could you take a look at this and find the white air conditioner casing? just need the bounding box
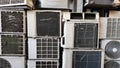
[0,56,25,68]
[101,40,120,60]
[40,0,69,9]
[99,17,120,39]
[0,34,26,55]
[61,20,99,49]
[27,10,61,37]
[28,60,59,68]
[28,37,60,59]
[0,10,26,34]
[0,0,34,8]
[62,49,104,68]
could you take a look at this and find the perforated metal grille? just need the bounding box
[37,38,59,59]
[72,51,101,68]
[36,61,58,68]
[1,11,24,33]
[36,12,60,36]
[1,35,24,54]
[107,18,120,38]
[0,58,11,68]
[74,23,98,48]
[0,0,24,5]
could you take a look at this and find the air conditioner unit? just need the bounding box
[0,56,25,68]
[62,49,104,68]
[104,61,120,68]
[84,0,114,7]
[61,20,99,49]
[63,12,99,21]
[28,60,59,68]
[27,10,61,37]
[0,10,26,34]
[28,38,60,59]
[0,34,25,55]
[99,17,120,39]
[40,0,69,9]
[101,40,120,60]
[0,0,34,8]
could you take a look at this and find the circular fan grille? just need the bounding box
[0,58,11,68]
[105,41,120,59]
[105,61,120,68]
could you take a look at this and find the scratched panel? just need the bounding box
[36,12,60,36]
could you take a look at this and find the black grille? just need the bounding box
[0,58,11,68]
[11,0,24,4]
[36,12,60,36]
[36,61,58,68]
[37,38,59,59]
[1,11,24,32]
[74,23,98,48]
[1,35,24,54]
[105,41,120,59]
[105,61,120,68]
[72,51,101,68]
[0,0,10,4]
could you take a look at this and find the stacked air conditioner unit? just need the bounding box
[0,0,34,8]
[62,12,104,68]
[27,10,61,68]
[0,10,26,68]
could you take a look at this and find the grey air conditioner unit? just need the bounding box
[40,0,69,9]
[99,17,120,39]
[28,60,59,68]
[0,10,26,34]
[0,34,25,55]
[101,40,120,60]
[27,10,61,37]
[62,12,99,21]
[62,49,104,68]
[0,0,34,8]
[28,38,60,59]
[61,20,99,49]
[0,56,25,68]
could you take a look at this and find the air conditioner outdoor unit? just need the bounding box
[40,0,69,9]
[0,10,26,34]
[61,20,99,49]
[0,56,25,68]
[28,37,60,59]
[62,49,104,68]
[99,17,120,39]
[27,10,61,37]
[101,40,120,60]
[28,60,59,68]
[0,34,25,55]
[0,0,34,8]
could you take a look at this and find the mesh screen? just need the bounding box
[1,11,24,32]
[74,23,98,48]
[1,35,24,54]
[0,58,11,68]
[72,51,101,68]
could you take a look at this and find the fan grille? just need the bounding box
[105,61,120,68]
[105,41,120,59]
[0,58,11,68]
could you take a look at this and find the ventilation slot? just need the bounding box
[70,13,83,19]
[84,13,96,19]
